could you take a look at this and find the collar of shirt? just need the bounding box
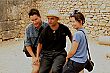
[78,28,84,31]
[32,22,44,31]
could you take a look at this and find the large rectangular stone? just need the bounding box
[2,30,17,40]
[0,1,7,21]
[106,23,110,26]
[2,21,15,31]
[7,6,20,20]
[2,31,12,40]
[100,10,108,13]
[85,9,90,13]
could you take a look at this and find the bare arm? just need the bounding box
[26,46,35,57]
[36,43,42,58]
[69,34,72,43]
[67,28,72,43]
[66,41,79,59]
[31,43,42,64]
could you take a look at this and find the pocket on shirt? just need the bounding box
[30,32,38,37]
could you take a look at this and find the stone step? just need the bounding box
[98,36,110,45]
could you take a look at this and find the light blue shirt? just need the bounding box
[70,28,88,63]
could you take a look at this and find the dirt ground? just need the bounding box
[0,38,110,73]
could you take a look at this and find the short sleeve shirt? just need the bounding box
[70,28,88,63]
[38,23,72,52]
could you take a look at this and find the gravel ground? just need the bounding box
[0,38,110,73]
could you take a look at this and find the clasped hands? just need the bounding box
[32,57,40,65]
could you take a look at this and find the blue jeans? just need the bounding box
[39,50,67,73]
[62,59,85,73]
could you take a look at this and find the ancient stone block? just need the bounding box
[106,23,110,26]
[2,30,17,40]
[98,36,110,45]
[7,6,20,20]
[0,0,110,40]
[2,21,15,31]
[100,4,106,9]
[0,1,7,21]
[100,10,107,13]
[0,22,2,32]
[2,31,12,40]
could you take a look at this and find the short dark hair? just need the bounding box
[70,10,85,25]
[28,9,41,17]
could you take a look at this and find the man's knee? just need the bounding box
[39,67,50,73]
[52,67,62,73]
[52,69,58,73]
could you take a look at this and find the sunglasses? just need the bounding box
[70,10,79,17]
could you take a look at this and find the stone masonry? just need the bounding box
[0,0,110,41]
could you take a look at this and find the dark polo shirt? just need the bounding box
[38,23,72,52]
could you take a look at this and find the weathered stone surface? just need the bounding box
[0,1,7,21]
[0,33,2,39]
[0,22,2,32]
[98,36,110,45]
[7,6,20,20]
[2,21,15,31]
[2,31,12,40]
[2,30,17,40]
[0,0,110,40]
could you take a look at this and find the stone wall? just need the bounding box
[0,0,110,41]
[0,0,30,41]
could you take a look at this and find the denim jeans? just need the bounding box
[62,59,85,73]
[39,50,67,73]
